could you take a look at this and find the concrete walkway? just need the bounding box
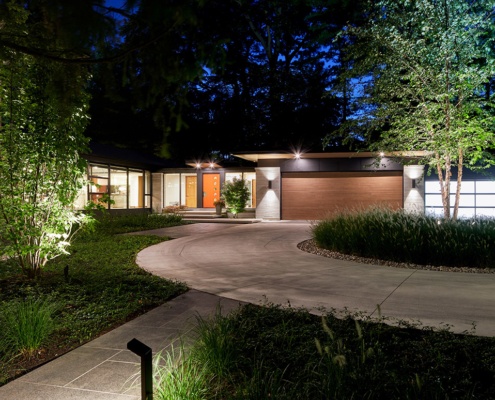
[137,221,495,336]
[2,221,495,399]
[0,290,243,399]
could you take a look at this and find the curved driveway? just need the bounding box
[136,222,495,336]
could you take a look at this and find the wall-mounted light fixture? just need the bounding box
[268,180,273,189]
[411,179,416,188]
[294,152,301,159]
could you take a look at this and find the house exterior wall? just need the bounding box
[403,165,425,214]
[255,167,281,220]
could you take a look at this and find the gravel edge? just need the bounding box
[297,239,495,274]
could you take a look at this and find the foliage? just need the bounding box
[0,297,57,357]
[331,0,495,219]
[91,213,184,235]
[222,178,250,217]
[0,4,93,278]
[312,207,495,268]
[191,308,238,379]
[153,302,495,399]
[153,345,211,400]
[0,215,186,384]
[87,0,360,158]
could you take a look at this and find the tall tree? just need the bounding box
[331,0,495,219]
[164,0,346,159]
[0,1,93,278]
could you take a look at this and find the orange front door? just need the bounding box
[202,174,220,208]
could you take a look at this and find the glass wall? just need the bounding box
[82,163,151,210]
[425,180,495,218]
[164,174,180,206]
[110,168,127,209]
[163,170,256,209]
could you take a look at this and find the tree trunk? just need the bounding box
[436,153,451,219]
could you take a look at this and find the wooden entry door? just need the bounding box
[185,176,197,208]
[202,173,220,208]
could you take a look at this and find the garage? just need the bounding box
[281,171,403,220]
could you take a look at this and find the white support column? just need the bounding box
[151,173,164,214]
[403,165,425,214]
[255,167,281,220]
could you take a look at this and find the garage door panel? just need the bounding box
[282,172,403,220]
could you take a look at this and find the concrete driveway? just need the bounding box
[137,222,495,336]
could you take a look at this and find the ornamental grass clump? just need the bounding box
[0,297,57,357]
[312,207,495,268]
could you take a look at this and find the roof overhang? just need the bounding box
[185,161,223,169]
[232,151,431,162]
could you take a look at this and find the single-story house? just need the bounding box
[79,144,495,220]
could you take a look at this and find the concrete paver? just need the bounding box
[2,220,495,399]
[0,290,243,400]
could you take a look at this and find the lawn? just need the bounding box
[0,213,187,385]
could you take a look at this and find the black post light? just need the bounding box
[127,338,153,400]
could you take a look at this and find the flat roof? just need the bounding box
[232,151,429,162]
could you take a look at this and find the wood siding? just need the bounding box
[282,172,403,220]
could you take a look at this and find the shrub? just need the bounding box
[0,297,57,357]
[312,207,495,268]
[222,178,250,217]
[90,213,183,235]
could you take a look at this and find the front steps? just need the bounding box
[162,208,259,223]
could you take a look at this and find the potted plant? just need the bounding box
[221,178,250,218]
[213,198,225,215]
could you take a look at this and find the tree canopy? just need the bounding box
[85,0,364,159]
[331,0,495,219]
[0,2,92,277]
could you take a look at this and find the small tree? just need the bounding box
[221,178,250,218]
[0,47,91,278]
[331,0,495,219]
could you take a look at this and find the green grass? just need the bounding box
[154,303,495,399]
[153,345,212,400]
[0,297,57,357]
[312,207,495,268]
[0,214,186,385]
